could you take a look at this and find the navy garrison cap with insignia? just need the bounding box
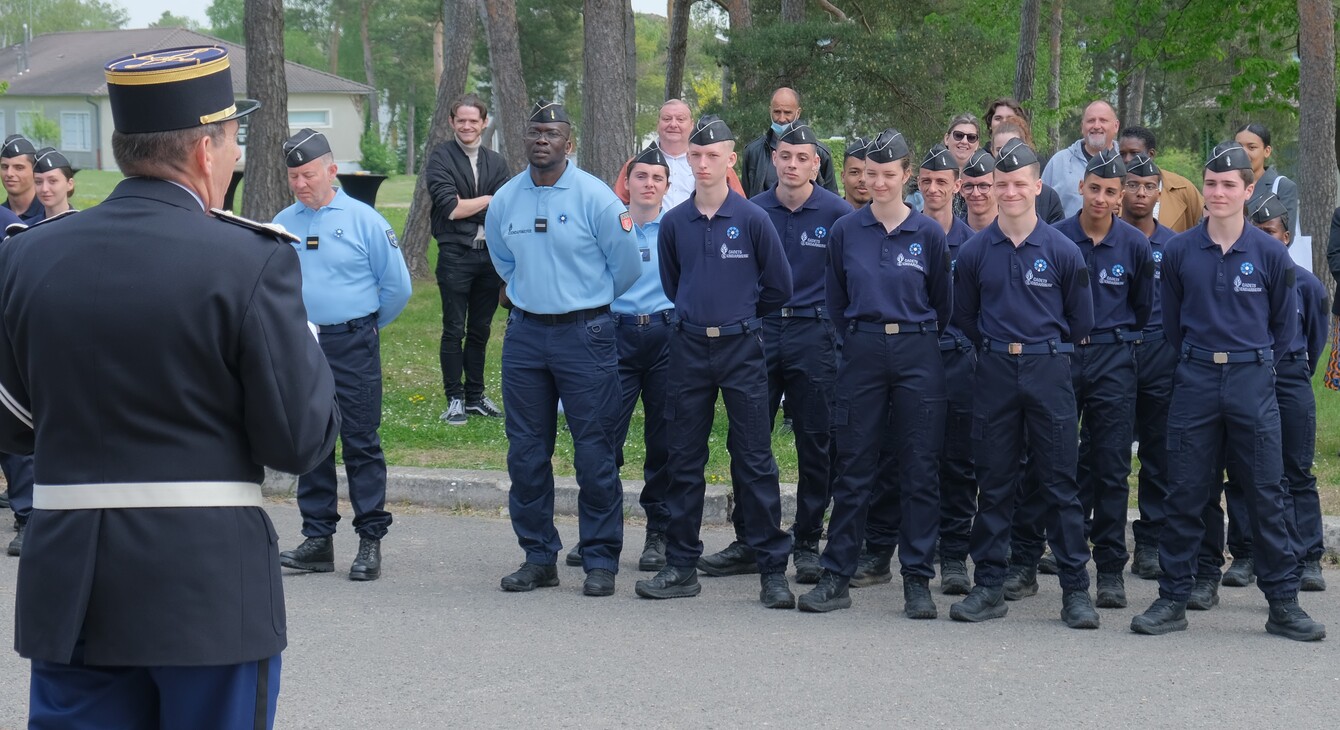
[994,138,1039,172]
[844,136,870,161]
[529,99,571,125]
[283,129,332,168]
[33,148,73,174]
[865,128,910,164]
[1205,141,1251,172]
[1125,153,1159,178]
[1085,148,1126,178]
[689,115,734,145]
[920,143,958,172]
[1,134,37,160]
[777,121,818,147]
[631,142,670,172]
[104,46,259,134]
[1249,193,1289,227]
[962,149,995,178]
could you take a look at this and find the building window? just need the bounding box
[61,112,92,152]
[0,112,6,139]
[288,110,331,128]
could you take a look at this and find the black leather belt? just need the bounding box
[767,306,826,319]
[1182,346,1271,364]
[1084,328,1142,345]
[315,313,377,334]
[849,320,934,335]
[1279,351,1308,362]
[517,306,610,325]
[613,310,675,326]
[985,339,1074,355]
[678,318,761,338]
[939,335,971,352]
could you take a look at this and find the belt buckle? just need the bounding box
[780,308,794,318]
[1008,342,1023,355]
[705,326,721,338]
[1213,352,1229,364]
[884,323,900,334]
[635,314,651,325]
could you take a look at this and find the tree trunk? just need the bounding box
[581,0,636,184]
[664,0,692,101]
[242,0,291,222]
[1047,0,1062,151]
[1297,0,1336,281]
[1013,0,1040,105]
[719,0,755,96]
[401,0,479,280]
[480,0,529,173]
[361,0,380,135]
[781,0,804,23]
[433,19,444,85]
[405,89,417,175]
[1125,65,1145,127]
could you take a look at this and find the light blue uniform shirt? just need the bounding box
[274,187,412,328]
[612,209,674,315]
[485,161,639,314]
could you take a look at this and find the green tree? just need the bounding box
[0,0,126,45]
[149,11,204,30]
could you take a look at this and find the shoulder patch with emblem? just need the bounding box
[209,208,300,244]
[4,209,78,239]
[386,228,399,248]
[619,211,633,233]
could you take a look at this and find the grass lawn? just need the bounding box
[55,169,1340,513]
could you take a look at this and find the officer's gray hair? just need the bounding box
[111,123,226,178]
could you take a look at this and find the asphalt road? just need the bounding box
[0,500,1335,729]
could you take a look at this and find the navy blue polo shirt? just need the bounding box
[1161,220,1295,356]
[751,183,853,309]
[659,190,793,327]
[1289,266,1329,373]
[826,206,952,337]
[941,217,975,344]
[1053,213,1154,334]
[953,218,1094,346]
[1143,221,1176,332]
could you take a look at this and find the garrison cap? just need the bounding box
[1124,153,1160,178]
[33,148,73,174]
[865,128,910,164]
[962,149,995,178]
[529,99,570,125]
[776,121,819,147]
[630,142,669,172]
[844,136,870,161]
[689,115,734,145]
[283,129,332,167]
[993,138,1039,172]
[1205,141,1252,173]
[920,143,958,172]
[1085,148,1126,178]
[1249,192,1289,227]
[104,46,259,134]
[1,134,37,160]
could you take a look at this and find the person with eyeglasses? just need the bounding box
[949,138,1100,630]
[1004,150,1153,611]
[957,149,997,231]
[943,114,981,220]
[1117,126,1203,233]
[1042,100,1120,217]
[990,115,1065,224]
[485,100,641,598]
[1118,153,1178,582]
[739,87,838,198]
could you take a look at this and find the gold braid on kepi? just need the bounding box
[104,46,259,134]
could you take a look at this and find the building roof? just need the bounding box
[0,28,373,97]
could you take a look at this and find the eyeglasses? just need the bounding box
[523,129,567,143]
[961,182,992,194]
[951,130,980,143]
[1123,182,1160,193]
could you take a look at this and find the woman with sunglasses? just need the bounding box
[943,115,981,220]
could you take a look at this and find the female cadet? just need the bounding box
[32,148,76,217]
[1235,123,1299,237]
[797,129,951,618]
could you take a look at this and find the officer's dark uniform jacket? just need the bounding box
[0,178,340,666]
[425,138,511,246]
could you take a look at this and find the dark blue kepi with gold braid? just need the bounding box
[104,46,259,134]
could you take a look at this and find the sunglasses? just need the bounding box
[951,130,980,143]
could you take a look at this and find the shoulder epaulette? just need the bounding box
[4,209,78,239]
[209,208,300,244]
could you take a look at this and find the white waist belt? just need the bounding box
[34,481,263,510]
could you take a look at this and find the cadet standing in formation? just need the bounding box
[32,148,77,218]
[958,149,997,231]
[740,87,839,197]
[486,101,640,598]
[0,134,39,556]
[1130,142,1323,641]
[0,45,339,727]
[636,115,796,608]
[275,129,412,583]
[841,136,871,209]
[1116,127,1203,233]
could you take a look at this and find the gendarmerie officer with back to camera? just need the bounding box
[1129,142,1324,642]
[0,45,339,727]
[635,114,796,609]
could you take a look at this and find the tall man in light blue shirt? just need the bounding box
[273,129,412,582]
[485,101,640,597]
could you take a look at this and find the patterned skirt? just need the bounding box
[1326,315,1340,391]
